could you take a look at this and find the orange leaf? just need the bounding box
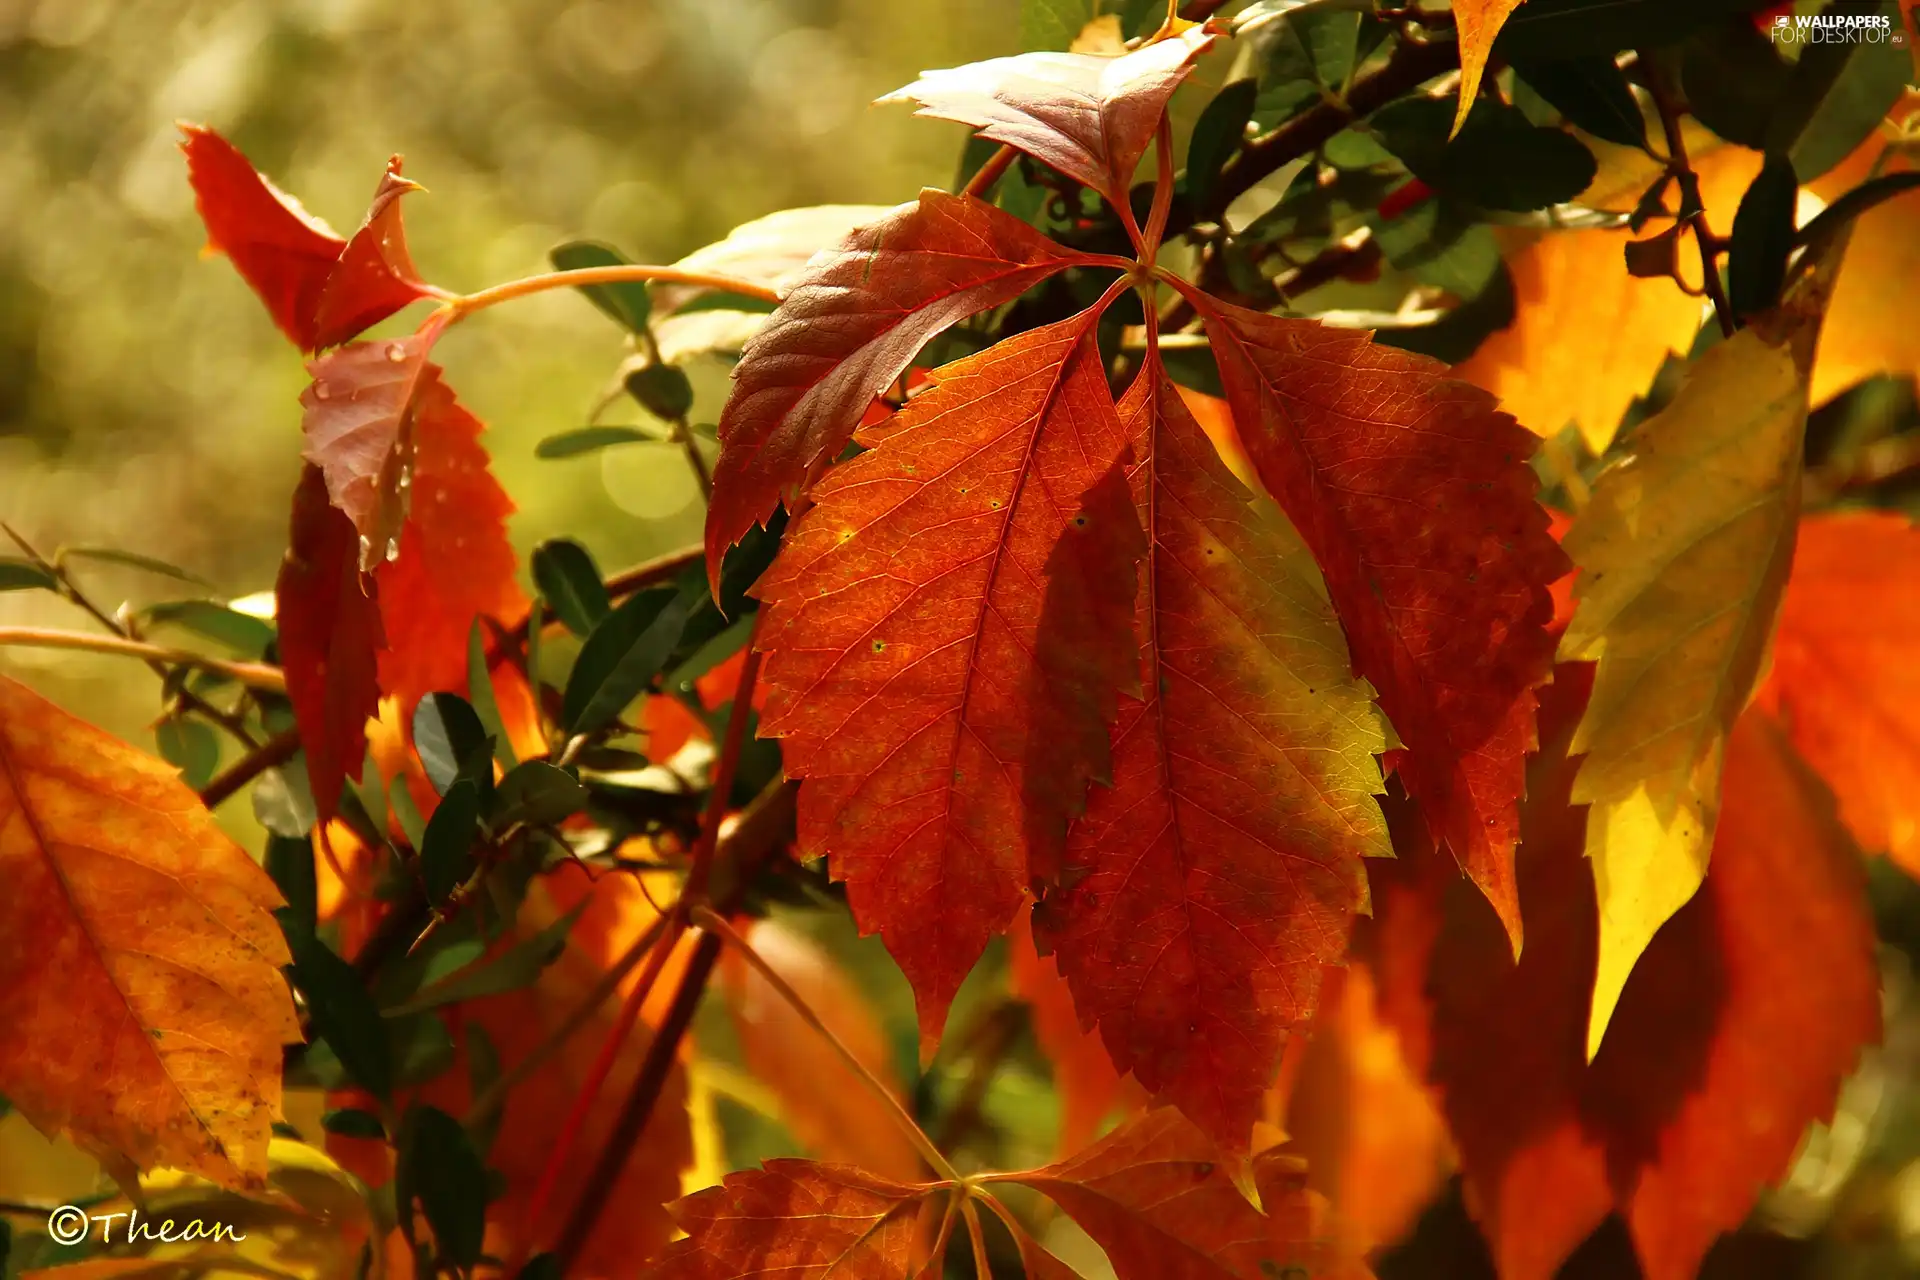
[1765,512,1920,875]
[753,304,1144,1049]
[1010,1108,1373,1280]
[878,25,1215,209]
[0,674,300,1188]
[1374,668,1881,1280]
[1451,1,1528,138]
[1037,372,1390,1150]
[652,1163,946,1279]
[1008,911,1122,1156]
[704,191,1098,588]
[1194,294,1567,954]
[276,464,386,826]
[717,918,922,1181]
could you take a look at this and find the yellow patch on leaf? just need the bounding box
[1451,0,1528,137]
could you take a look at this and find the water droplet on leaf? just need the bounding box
[385,342,409,363]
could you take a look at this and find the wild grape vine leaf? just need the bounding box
[1451,1,1529,137]
[0,674,301,1188]
[1373,668,1879,1280]
[181,125,436,352]
[1763,513,1920,876]
[648,1163,948,1280]
[1558,322,1811,1055]
[879,25,1216,209]
[752,304,1144,1048]
[277,465,387,826]
[704,190,1102,588]
[1190,292,1567,954]
[1035,371,1392,1150]
[1009,1107,1372,1280]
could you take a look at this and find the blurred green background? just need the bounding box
[0,0,1018,742]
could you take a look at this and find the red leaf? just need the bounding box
[704,190,1099,589]
[301,317,449,569]
[275,464,386,825]
[1037,371,1391,1150]
[879,26,1216,209]
[1193,295,1567,951]
[1011,1108,1373,1280]
[309,157,436,350]
[752,304,1144,1050]
[181,126,435,352]
[373,373,527,724]
[652,1162,944,1279]
[180,124,346,352]
[1762,512,1920,875]
[1374,669,1881,1280]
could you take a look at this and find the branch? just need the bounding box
[1644,60,1735,338]
[199,728,301,808]
[0,627,286,691]
[452,266,779,318]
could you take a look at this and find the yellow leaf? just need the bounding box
[1070,13,1127,56]
[1809,129,1920,404]
[0,673,300,1189]
[1558,323,1808,1058]
[1451,0,1528,138]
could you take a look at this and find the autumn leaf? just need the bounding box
[1809,131,1920,404]
[717,918,923,1181]
[1008,911,1124,1156]
[878,25,1215,209]
[1036,370,1390,1150]
[752,303,1143,1048]
[1763,513,1920,876]
[1008,1107,1372,1280]
[1451,1,1528,138]
[704,190,1100,588]
[0,673,300,1189]
[301,316,450,569]
[1192,293,1566,953]
[308,156,437,351]
[1373,670,1880,1280]
[276,464,386,826]
[1558,320,1810,1055]
[649,1163,947,1280]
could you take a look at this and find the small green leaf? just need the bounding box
[323,1107,387,1139]
[1373,97,1597,212]
[663,612,757,696]
[288,930,393,1100]
[532,539,610,639]
[59,545,211,586]
[1511,55,1648,150]
[384,902,586,1016]
[141,599,275,656]
[1186,80,1258,209]
[1729,153,1799,322]
[254,764,318,839]
[535,426,656,459]
[156,717,221,790]
[563,588,694,735]
[389,775,427,850]
[625,363,696,421]
[265,832,318,938]
[1493,0,1755,61]
[465,1024,504,1158]
[490,760,589,830]
[398,1105,491,1269]
[1322,128,1395,170]
[467,620,519,771]
[1021,0,1094,50]
[0,558,58,593]
[549,241,652,334]
[414,693,491,797]
[419,777,482,906]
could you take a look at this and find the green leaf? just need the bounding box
[490,760,590,830]
[253,763,317,839]
[562,587,693,735]
[384,902,586,1016]
[1492,0,1760,61]
[419,777,482,906]
[1322,128,1395,170]
[398,1104,491,1269]
[141,599,275,656]
[672,290,779,316]
[155,717,221,790]
[626,362,696,420]
[58,545,210,586]
[265,832,318,938]
[467,619,519,771]
[288,929,393,1100]
[663,612,756,697]
[1186,80,1259,209]
[466,1024,504,1158]
[1022,0,1095,50]
[532,539,610,639]
[1373,97,1597,212]
[549,241,652,334]
[413,693,491,797]
[322,1107,387,1139]
[535,426,655,459]
[1729,154,1798,322]
[1511,54,1649,150]
[0,558,59,593]
[1372,201,1504,299]
[1680,26,1790,151]
[390,774,427,850]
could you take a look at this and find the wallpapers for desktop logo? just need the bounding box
[1768,9,1907,44]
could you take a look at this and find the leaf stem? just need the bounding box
[0,627,286,691]
[450,266,779,319]
[962,145,1019,200]
[684,630,764,902]
[963,1198,993,1280]
[691,904,963,1185]
[1142,117,1176,265]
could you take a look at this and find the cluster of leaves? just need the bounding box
[5,1,1920,1279]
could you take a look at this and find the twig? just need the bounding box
[199,728,300,808]
[684,633,764,902]
[451,266,778,319]
[963,145,1019,200]
[964,1199,994,1280]
[1644,60,1735,338]
[0,627,286,691]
